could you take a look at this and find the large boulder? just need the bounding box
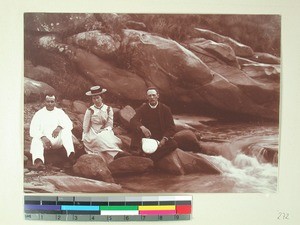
[197,74,278,119]
[73,154,114,183]
[157,149,221,175]
[184,38,240,68]
[186,38,279,85]
[72,48,148,100]
[25,35,92,100]
[185,43,279,119]
[34,34,147,100]
[41,176,122,193]
[208,62,278,104]
[121,29,214,95]
[24,60,56,81]
[108,156,153,175]
[173,129,202,152]
[24,77,57,103]
[117,105,136,128]
[193,28,254,57]
[72,100,88,114]
[158,151,184,175]
[66,31,120,59]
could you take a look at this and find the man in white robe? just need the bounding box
[29,95,75,169]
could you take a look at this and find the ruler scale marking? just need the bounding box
[24,195,192,221]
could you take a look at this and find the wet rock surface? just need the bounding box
[157,149,222,175]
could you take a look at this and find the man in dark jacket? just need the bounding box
[130,87,177,161]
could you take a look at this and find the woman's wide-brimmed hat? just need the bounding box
[86,86,107,96]
[142,138,160,154]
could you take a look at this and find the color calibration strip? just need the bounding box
[24,196,192,221]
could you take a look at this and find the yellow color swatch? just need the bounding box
[138,205,176,211]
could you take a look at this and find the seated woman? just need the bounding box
[82,86,122,159]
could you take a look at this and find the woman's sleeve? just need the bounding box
[104,106,113,130]
[82,108,92,134]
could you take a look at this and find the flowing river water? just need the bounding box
[115,121,279,193]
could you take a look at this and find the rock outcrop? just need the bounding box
[193,28,254,57]
[157,149,221,175]
[108,156,153,175]
[66,31,120,59]
[24,13,280,120]
[173,129,202,152]
[41,175,122,193]
[73,154,115,183]
[24,77,58,102]
[117,105,136,129]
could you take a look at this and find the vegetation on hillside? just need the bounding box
[131,14,280,56]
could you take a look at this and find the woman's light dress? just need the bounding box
[82,104,122,157]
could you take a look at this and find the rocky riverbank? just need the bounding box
[24,99,279,193]
[24,99,227,193]
[24,13,280,193]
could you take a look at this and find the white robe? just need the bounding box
[29,107,74,163]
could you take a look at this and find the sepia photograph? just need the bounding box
[2,0,300,224]
[23,13,280,194]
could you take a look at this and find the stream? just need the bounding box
[115,121,279,193]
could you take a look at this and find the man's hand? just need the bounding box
[41,136,52,150]
[52,126,62,138]
[140,126,151,138]
[158,137,168,147]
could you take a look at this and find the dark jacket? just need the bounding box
[130,102,176,139]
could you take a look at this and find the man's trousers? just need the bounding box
[30,129,74,163]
